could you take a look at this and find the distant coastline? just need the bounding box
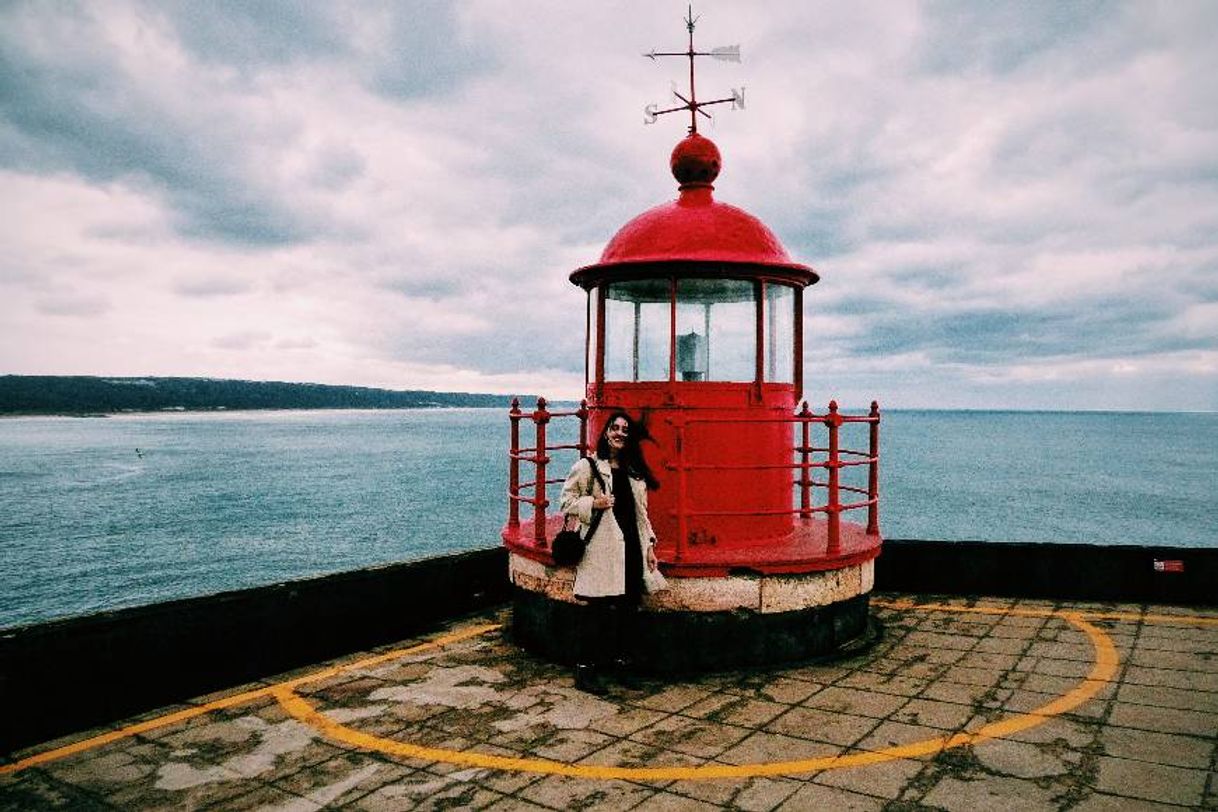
[0,375,530,415]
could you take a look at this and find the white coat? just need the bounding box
[559,456,656,599]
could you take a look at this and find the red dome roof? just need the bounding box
[571,134,817,287]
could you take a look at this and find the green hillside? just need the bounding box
[0,376,527,415]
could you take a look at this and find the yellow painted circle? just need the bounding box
[272,603,1119,781]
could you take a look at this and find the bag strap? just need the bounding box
[582,456,608,539]
[584,455,607,494]
[561,457,607,533]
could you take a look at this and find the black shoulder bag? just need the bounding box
[551,457,607,567]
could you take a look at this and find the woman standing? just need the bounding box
[559,411,661,694]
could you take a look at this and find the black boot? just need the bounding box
[612,657,642,690]
[576,600,613,695]
[608,602,641,688]
[574,663,608,696]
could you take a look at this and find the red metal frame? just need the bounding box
[793,287,804,400]
[506,398,590,547]
[583,291,591,390]
[753,280,764,389]
[507,398,522,529]
[594,286,606,401]
[503,398,880,573]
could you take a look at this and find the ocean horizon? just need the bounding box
[2,407,1215,628]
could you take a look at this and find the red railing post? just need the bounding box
[532,397,550,545]
[867,400,880,536]
[508,397,521,529]
[826,399,841,554]
[798,400,812,519]
[672,413,688,563]
[577,398,589,458]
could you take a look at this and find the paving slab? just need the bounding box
[3,596,1216,810]
[1092,754,1209,807]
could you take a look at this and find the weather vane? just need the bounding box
[643,4,744,134]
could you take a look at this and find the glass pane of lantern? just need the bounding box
[585,288,597,386]
[675,279,756,382]
[766,283,795,382]
[604,281,670,381]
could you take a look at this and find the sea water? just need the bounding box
[1,408,1215,627]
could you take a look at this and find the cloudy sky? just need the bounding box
[1,1,1215,411]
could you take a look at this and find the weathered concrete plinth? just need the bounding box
[508,553,878,672]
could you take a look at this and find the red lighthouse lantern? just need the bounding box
[504,13,882,671]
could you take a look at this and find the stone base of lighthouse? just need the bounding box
[508,554,878,673]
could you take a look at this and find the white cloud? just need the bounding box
[0,1,1215,409]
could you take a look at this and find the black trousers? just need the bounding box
[577,595,638,667]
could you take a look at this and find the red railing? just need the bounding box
[507,398,880,557]
[669,400,880,559]
[792,399,883,543]
[507,397,589,545]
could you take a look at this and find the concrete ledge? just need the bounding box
[509,552,874,613]
[876,539,1218,605]
[0,548,510,753]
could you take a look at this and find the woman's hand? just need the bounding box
[592,494,615,510]
[646,545,658,572]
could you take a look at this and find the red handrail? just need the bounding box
[671,399,882,551]
[507,397,880,551]
[867,400,880,535]
[798,400,812,518]
[507,399,522,529]
[506,397,589,546]
[827,401,841,553]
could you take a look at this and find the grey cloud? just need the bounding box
[382,276,463,300]
[835,295,1186,366]
[366,268,588,378]
[35,292,110,317]
[1181,268,1218,302]
[169,189,306,246]
[388,314,584,378]
[273,337,317,350]
[0,104,302,250]
[814,296,886,318]
[211,331,271,350]
[159,1,350,68]
[306,145,365,191]
[0,3,499,248]
[364,4,496,100]
[0,8,307,246]
[172,275,253,297]
[157,1,496,98]
[917,1,1113,75]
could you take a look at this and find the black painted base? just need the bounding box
[510,587,876,674]
[876,540,1218,605]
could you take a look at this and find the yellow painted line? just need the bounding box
[0,623,498,776]
[1085,611,1218,628]
[1,685,273,776]
[271,605,1121,781]
[874,599,1057,618]
[873,600,1218,628]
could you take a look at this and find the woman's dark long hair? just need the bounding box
[594,410,659,490]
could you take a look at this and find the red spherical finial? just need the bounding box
[670,133,721,188]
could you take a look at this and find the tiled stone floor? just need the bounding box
[2,594,1215,811]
